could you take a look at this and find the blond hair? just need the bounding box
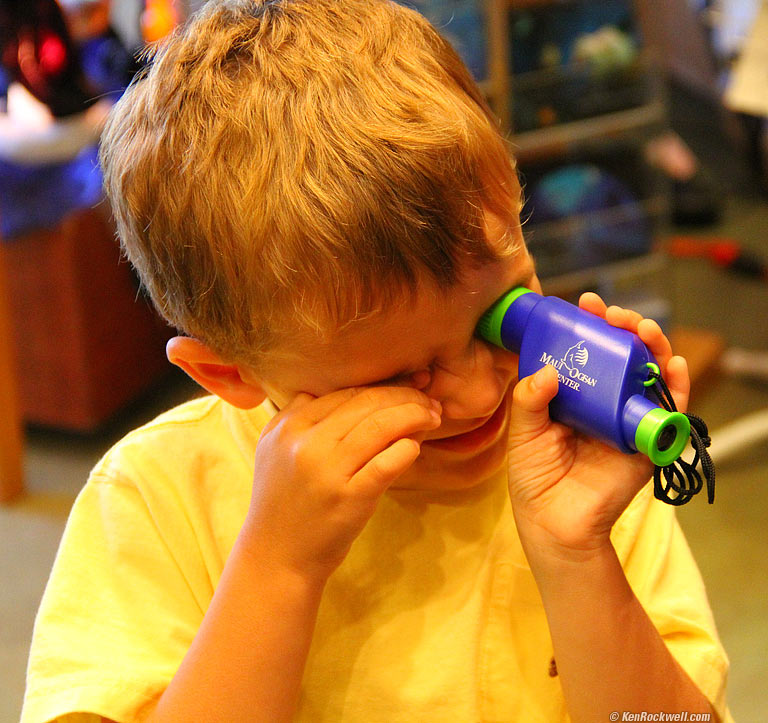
[100,0,522,368]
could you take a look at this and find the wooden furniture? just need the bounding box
[3,208,172,433]
[0,243,24,502]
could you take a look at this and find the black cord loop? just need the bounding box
[646,370,715,505]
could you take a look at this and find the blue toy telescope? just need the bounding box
[477,287,690,465]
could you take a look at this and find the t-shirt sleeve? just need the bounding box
[22,472,210,723]
[612,483,732,722]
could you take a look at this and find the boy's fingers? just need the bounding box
[606,305,644,331]
[578,291,608,318]
[336,402,441,473]
[262,391,316,434]
[350,437,422,497]
[315,386,439,439]
[507,365,559,445]
[283,386,364,426]
[582,297,677,376]
[286,385,408,428]
[637,318,673,368]
[281,391,315,411]
[664,355,690,413]
[273,378,436,430]
[603,307,677,372]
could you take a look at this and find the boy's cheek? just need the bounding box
[488,346,520,378]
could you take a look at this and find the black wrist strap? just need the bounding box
[646,370,715,506]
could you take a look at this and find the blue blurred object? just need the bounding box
[79,28,135,100]
[396,0,487,80]
[0,146,103,240]
[526,163,651,275]
[0,68,9,104]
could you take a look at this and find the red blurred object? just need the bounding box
[38,31,68,76]
[665,236,768,281]
[0,0,96,117]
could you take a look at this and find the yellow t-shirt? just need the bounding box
[22,396,731,722]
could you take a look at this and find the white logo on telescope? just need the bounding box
[538,340,597,390]
[563,341,589,370]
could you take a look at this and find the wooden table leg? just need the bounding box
[0,244,24,502]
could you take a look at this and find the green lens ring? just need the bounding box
[476,287,532,349]
[634,407,691,466]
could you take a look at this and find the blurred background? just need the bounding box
[1,0,766,720]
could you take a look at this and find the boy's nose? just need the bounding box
[428,341,508,420]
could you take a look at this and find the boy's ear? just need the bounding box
[166,336,267,409]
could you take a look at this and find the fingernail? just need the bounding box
[430,398,442,414]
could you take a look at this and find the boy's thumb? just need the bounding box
[508,365,559,444]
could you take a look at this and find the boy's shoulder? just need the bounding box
[105,393,227,454]
[129,393,227,432]
[89,394,272,497]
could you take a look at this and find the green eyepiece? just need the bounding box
[634,408,691,467]
[476,286,533,351]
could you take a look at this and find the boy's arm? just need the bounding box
[97,547,323,723]
[144,385,441,722]
[518,522,717,722]
[144,534,325,722]
[506,298,718,722]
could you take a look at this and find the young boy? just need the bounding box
[23,1,731,721]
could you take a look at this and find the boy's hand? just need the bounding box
[506,293,691,557]
[239,386,442,582]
